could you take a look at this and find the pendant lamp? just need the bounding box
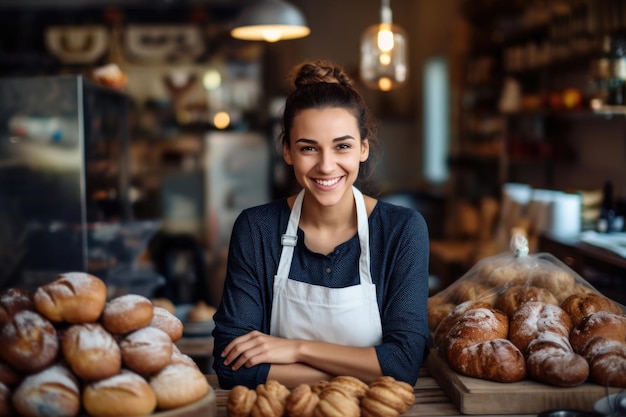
[230,0,310,43]
[360,0,408,91]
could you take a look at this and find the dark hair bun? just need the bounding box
[292,60,352,89]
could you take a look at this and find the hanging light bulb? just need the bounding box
[231,0,310,43]
[360,0,408,91]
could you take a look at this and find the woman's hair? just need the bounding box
[279,59,379,191]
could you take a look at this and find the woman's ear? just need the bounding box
[360,139,370,162]
[283,143,293,165]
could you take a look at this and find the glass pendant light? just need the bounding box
[360,0,408,91]
[231,0,310,43]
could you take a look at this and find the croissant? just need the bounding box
[509,302,589,386]
[313,385,359,417]
[439,306,527,383]
[570,311,626,388]
[227,385,257,417]
[285,384,319,417]
[327,376,368,400]
[252,380,290,417]
[361,376,414,417]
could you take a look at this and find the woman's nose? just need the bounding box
[317,150,335,172]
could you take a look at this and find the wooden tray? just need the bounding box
[426,349,622,415]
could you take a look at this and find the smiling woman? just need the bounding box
[211,59,430,390]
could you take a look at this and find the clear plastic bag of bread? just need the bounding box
[428,232,626,341]
[428,232,626,387]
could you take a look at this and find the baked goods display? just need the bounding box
[226,375,415,417]
[0,271,213,417]
[428,234,626,388]
[186,300,217,322]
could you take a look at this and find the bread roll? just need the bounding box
[361,376,415,417]
[0,310,58,373]
[187,300,216,322]
[494,285,558,317]
[0,287,33,324]
[101,294,153,335]
[227,385,258,417]
[149,363,210,410]
[150,306,183,342]
[560,292,623,326]
[314,385,359,417]
[62,323,121,380]
[285,384,319,417]
[0,359,22,387]
[509,302,589,387]
[33,272,106,323]
[432,300,492,347]
[528,269,577,303]
[440,306,527,383]
[12,364,81,417]
[119,326,173,376]
[83,370,157,417]
[570,311,626,387]
[170,345,200,368]
[0,382,13,417]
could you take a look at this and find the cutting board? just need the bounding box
[426,348,621,415]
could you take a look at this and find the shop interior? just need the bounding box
[1,0,625,332]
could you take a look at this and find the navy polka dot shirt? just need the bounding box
[212,197,430,388]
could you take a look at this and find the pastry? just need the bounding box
[0,309,58,373]
[150,306,184,342]
[252,380,290,417]
[285,383,319,417]
[12,364,81,417]
[328,375,368,400]
[119,326,174,376]
[227,385,257,417]
[314,385,359,417]
[33,272,107,323]
[509,302,589,386]
[361,376,415,417]
[151,297,176,314]
[187,300,217,322]
[149,363,210,410]
[560,292,623,326]
[62,323,122,380]
[83,370,157,417]
[439,306,527,383]
[101,294,153,335]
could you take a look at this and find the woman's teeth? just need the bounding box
[316,178,340,186]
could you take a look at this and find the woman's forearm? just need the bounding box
[267,363,333,388]
[296,340,383,383]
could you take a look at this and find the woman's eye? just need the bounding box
[337,143,351,150]
[300,146,316,152]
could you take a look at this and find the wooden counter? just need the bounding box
[205,368,536,417]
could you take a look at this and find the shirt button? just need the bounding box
[325,267,332,273]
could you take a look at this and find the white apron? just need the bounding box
[269,186,383,347]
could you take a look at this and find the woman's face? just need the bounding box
[284,107,369,207]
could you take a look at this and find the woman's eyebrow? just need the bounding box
[294,135,355,144]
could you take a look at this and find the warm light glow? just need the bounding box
[231,25,310,42]
[203,69,221,90]
[378,78,392,91]
[377,25,394,52]
[213,111,230,129]
[379,53,391,66]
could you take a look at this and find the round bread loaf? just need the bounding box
[494,285,558,317]
[12,364,81,417]
[83,370,157,417]
[560,292,623,326]
[149,363,210,410]
[0,287,34,324]
[119,326,173,376]
[101,294,153,335]
[62,323,121,380]
[0,359,22,387]
[150,306,183,342]
[0,382,12,417]
[170,345,200,368]
[0,310,58,373]
[151,297,176,314]
[33,272,107,323]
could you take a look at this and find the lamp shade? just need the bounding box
[231,0,310,43]
[360,0,408,91]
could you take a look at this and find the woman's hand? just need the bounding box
[222,330,301,370]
